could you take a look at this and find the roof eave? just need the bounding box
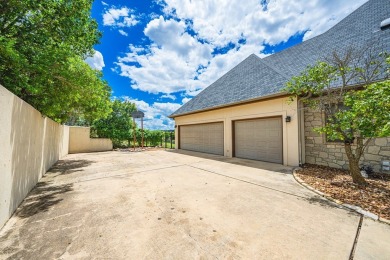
[169,91,289,119]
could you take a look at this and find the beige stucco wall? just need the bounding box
[0,85,69,229]
[68,127,112,154]
[173,97,300,166]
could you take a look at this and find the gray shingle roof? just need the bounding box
[170,0,390,118]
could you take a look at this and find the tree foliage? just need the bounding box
[124,129,173,148]
[0,0,111,123]
[92,101,174,148]
[285,48,389,185]
[92,100,137,147]
[142,130,165,147]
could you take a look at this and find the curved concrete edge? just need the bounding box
[292,169,390,225]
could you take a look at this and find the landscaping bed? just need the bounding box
[115,147,166,152]
[296,164,390,220]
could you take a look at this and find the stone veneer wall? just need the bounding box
[304,106,390,173]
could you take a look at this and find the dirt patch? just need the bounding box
[296,164,390,220]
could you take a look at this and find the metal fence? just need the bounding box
[144,130,175,149]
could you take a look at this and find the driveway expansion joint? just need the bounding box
[292,170,390,224]
[68,164,186,184]
[349,215,364,260]
[188,164,308,199]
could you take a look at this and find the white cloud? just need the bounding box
[103,7,139,27]
[161,0,367,46]
[181,97,192,104]
[101,1,108,6]
[115,1,368,96]
[302,1,368,40]
[124,97,181,130]
[161,94,176,100]
[85,50,105,71]
[117,40,262,96]
[118,29,128,36]
[116,16,215,95]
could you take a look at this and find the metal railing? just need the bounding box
[144,130,175,149]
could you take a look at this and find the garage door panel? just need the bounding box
[269,131,281,138]
[269,141,282,148]
[180,122,224,155]
[234,117,283,164]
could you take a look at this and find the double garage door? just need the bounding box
[179,117,283,164]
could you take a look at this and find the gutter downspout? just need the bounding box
[298,99,305,166]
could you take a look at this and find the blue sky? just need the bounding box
[85,0,367,130]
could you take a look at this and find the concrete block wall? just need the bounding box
[304,107,389,172]
[0,85,113,229]
[69,127,112,154]
[0,85,69,229]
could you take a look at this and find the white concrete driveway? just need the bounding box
[0,150,389,259]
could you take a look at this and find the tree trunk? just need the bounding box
[344,143,367,186]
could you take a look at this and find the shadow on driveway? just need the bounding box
[13,159,95,219]
[47,159,95,175]
[166,149,294,174]
[14,181,73,218]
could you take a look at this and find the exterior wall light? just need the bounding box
[285,116,291,123]
[382,160,390,172]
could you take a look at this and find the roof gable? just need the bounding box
[171,54,288,116]
[171,0,390,118]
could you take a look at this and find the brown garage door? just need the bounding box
[234,117,283,163]
[179,122,224,155]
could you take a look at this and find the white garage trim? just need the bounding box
[233,116,283,164]
[179,122,224,155]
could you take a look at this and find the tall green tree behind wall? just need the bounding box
[92,100,137,147]
[0,0,111,123]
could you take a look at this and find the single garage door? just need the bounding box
[234,117,283,163]
[179,122,224,155]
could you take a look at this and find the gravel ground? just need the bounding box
[296,164,390,220]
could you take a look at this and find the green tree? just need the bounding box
[143,130,164,147]
[0,0,110,123]
[92,100,137,147]
[49,57,112,123]
[285,49,389,186]
[136,129,167,147]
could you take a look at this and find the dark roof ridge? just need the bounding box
[256,55,289,80]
